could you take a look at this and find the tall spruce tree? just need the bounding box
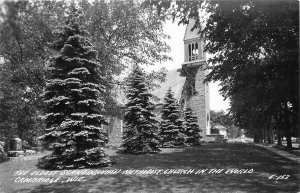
[160,88,186,147]
[39,8,111,169]
[122,65,160,154]
[183,107,201,145]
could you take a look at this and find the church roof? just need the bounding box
[183,19,200,41]
[152,69,186,103]
[114,69,186,106]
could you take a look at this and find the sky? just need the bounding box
[149,20,230,112]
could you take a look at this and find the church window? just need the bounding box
[187,76,196,95]
[207,113,209,122]
[188,42,200,61]
[195,42,199,60]
[192,43,195,60]
[192,44,195,54]
[188,44,191,61]
[192,43,196,60]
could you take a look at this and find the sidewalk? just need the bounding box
[254,143,300,164]
[228,138,300,164]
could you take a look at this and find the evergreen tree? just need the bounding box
[160,88,186,147]
[183,107,201,145]
[39,8,111,169]
[122,65,160,154]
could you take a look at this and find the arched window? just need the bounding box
[188,44,191,61]
[188,42,201,61]
[192,43,195,60]
[195,42,199,60]
[192,44,195,55]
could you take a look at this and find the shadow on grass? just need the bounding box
[273,145,300,157]
[15,143,300,193]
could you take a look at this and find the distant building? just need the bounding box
[211,124,228,139]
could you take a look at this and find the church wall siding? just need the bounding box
[205,72,210,134]
[188,66,208,136]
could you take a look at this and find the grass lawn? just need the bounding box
[0,143,299,193]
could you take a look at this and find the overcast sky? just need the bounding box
[148,20,230,112]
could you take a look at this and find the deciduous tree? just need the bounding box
[145,0,299,148]
[0,0,171,142]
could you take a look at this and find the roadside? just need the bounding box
[228,137,300,164]
[255,143,300,164]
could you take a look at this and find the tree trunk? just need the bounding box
[277,111,282,146]
[283,105,293,149]
[270,127,275,144]
[267,120,274,144]
[268,131,274,144]
[286,127,292,149]
[254,135,260,143]
[263,126,267,143]
[277,127,282,145]
[254,128,260,143]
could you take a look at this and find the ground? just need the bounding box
[0,142,299,193]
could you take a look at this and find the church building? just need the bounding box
[153,19,210,136]
[105,19,211,146]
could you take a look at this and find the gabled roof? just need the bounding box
[152,69,186,103]
[114,69,186,105]
[183,19,200,41]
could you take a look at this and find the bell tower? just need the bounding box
[180,19,210,136]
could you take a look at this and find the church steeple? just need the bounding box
[180,18,210,136]
[183,19,205,63]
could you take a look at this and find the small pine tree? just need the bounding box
[160,88,186,147]
[122,65,160,154]
[183,107,201,145]
[39,8,111,169]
